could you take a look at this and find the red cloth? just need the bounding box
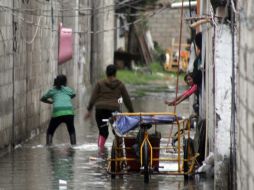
[58,23,73,64]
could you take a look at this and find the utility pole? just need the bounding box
[90,0,94,84]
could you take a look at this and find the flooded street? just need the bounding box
[0,83,214,190]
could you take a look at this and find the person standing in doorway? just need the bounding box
[40,74,76,145]
[192,32,203,116]
[84,64,134,151]
[192,32,202,89]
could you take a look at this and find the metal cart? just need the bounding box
[107,112,199,183]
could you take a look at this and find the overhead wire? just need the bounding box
[4,1,167,19]
[1,6,157,18]
[0,0,175,22]
[8,0,144,12]
[0,0,170,53]
[0,3,152,20]
[1,0,164,15]
[0,3,169,35]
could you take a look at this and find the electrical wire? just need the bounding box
[0,4,168,35]
[7,0,144,12]
[0,0,166,16]
[0,8,136,22]
[1,5,159,18]
[21,16,43,44]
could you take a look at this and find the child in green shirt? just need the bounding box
[41,74,76,145]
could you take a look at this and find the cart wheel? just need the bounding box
[111,140,117,179]
[143,141,149,183]
[183,138,194,180]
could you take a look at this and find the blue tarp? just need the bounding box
[113,114,180,136]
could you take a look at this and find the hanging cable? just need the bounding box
[22,16,42,44]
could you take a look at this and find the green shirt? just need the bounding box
[41,86,75,117]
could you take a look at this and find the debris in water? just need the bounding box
[89,156,104,161]
[59,179,67,185]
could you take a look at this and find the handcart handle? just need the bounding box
[113,112,177,116]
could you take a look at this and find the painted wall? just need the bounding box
[214,24,232,189]
[202,1,233,189]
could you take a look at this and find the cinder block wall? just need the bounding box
[0,0,92,152]
[0,0,14,151]
[237,1,254,189]
[148,7,190,50]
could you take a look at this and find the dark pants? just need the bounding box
[47,115,76,137]
[95,109,114,139]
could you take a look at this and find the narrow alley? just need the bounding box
[0,0,254,190]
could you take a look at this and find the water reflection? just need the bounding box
[182,176,214,190]
[48,147,75,189]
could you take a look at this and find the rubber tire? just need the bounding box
[143,141,149,183]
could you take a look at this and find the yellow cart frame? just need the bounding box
[107,112,199,183]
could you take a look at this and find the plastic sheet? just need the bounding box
[113,114,179,135]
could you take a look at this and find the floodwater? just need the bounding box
[0,82,214,190]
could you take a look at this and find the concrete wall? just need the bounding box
[0,0,92,153]
[237,1,254,189]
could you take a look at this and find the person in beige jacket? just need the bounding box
[84,64,134,151]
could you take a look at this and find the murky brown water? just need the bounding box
[0,83,214,190]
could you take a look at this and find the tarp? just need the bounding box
[113,114,180,136]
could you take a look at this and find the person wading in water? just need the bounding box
[84,64,134,152]
[41,74,76,145]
